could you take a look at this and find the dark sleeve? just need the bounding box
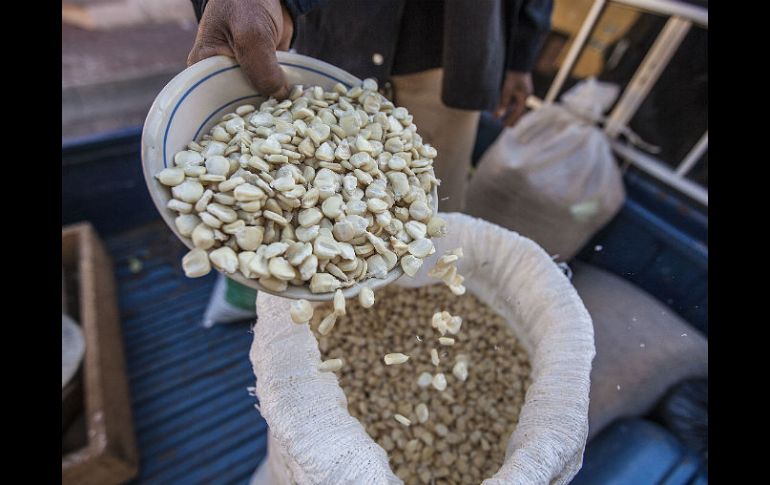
[282,0,328,24]
[190,0,326,25]
[191,0,207,22]
[282,0,329,46]
[190,0,327,45]
[507,0,553,72]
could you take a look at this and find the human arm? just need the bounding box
[494,0,553,127]
[187,0,326,99]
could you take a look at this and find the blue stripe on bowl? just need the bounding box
[163,62,353,167]
[193,94,261,141]
[279,62,352,87]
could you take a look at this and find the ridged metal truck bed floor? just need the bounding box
[105,222,266,484]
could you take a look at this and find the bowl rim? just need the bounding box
[141,52,437,301]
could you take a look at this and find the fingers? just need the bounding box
[188,30,289,99]
[187,40,235,67]
[276,33,292,52]
[276,3,294,51]
[234,30,290,99]
[494,91,513,120]
[496,71,532,126]
[187,0,290,98]
[504,93,527,127]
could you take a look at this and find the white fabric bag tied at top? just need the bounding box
[466,78,627,261]
[250,212,595,485]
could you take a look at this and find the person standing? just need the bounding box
[188,0,553,212]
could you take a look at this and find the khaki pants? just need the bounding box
[391,69,481,213]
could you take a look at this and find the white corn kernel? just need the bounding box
[157,167,185,186]
[427,217,448,238]
[209,247,238,273]
[268,257,296,281]
[384,353,409,365]
[263,242,289,259]
[400,254,423,277]
[310,273,341,293]
[452,360,469,382]
[318,358,343,372]
[447,316,463,334]
[333,289,346,316]
[417,372,433,388]
[195,189,214,212]
[181,249,211,278]
[431,312,448,336]
[199,211,222,229]
[290,299,314,324]
[222,219,246,236]
[359,287,375,308]
[205,155,230,176]
[175,214,200,237]
[238,251,256,278]
[431,373,447,391]
[167,199,193,214]
[318,312,337,335]
[405,439,420,454]
[394,414,411,427]
[174,150,204,166]
[233,183,265,201]
[415,403,429,423]
[219,176,245,192]
[223,221,246,238]
[207,203,238,223]
[259,276,288,292]
[286,241,313,266]
[191,223,215,250]
[407,238,434,258]
[235,226,264,251]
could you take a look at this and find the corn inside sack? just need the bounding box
[250,213,595,484]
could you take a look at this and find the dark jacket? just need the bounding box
[192,0,552,111]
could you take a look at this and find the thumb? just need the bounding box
[494,87,513,119]
[187,40,235,67]
[233,32,290,100]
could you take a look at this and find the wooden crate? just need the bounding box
[62,222,138,484]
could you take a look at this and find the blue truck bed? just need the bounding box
[105,222,267,484]
[64,127,707,484]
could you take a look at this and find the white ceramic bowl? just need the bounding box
[142,52,437,300]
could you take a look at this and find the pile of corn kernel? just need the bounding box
[156,79,448,295]
[310,282,531,485]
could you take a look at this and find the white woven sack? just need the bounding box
[466,78,626,261]
[250,212,595,485]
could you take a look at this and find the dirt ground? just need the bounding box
[62,19,197,140]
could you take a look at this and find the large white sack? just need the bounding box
[250,212,595,484]
[466,79,626,261]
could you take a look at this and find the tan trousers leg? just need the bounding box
[391,69,481,213]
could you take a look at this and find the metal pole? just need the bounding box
[544,0,607,104]
[611,140,708,206]
[675,131,708,177]
[604,16,692,138]
[612,0,708,26]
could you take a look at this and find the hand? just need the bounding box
[188,0,294,99]
[494,71,533,127]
